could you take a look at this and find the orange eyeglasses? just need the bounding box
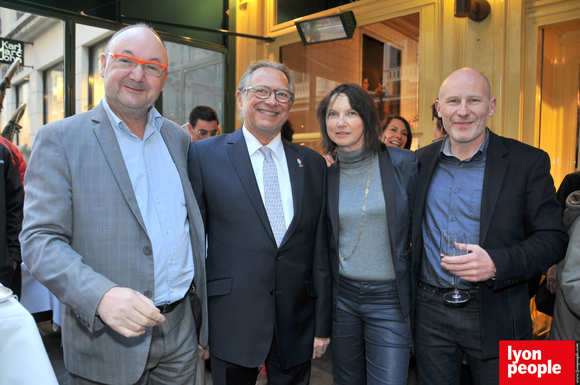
[106,52,167,77]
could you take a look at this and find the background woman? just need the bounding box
[381,116,413,150]
[317,83,417,385]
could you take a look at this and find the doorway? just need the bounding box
[538,19,580,187]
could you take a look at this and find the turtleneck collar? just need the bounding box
[336,146,370,168]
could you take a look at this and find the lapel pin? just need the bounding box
[297,158,303,167]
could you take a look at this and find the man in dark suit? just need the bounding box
[188,60,331,385]
[0,139,23,298]
[411,68,568,384]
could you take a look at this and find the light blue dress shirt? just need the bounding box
[420,130,489,289]
[102,98,194,305]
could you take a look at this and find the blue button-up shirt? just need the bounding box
[420,130,489,289]
[102,98,194,305]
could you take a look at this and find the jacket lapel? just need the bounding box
[280,141,303,247]
[479,131,508,246]
[227,129,275,244]
[415,144,441,231]
[379,149,397,257]
[328,161,340,245]
[91,103,148,235]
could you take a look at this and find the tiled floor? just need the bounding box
[39,320,420,385]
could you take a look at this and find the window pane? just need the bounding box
[184,64,222,124]
[16,82,30,145]
[1,7,64,145]
[281,13,420,151]
[90,39,108,109]
[163,42,223,126]
[45,63,64,124]
[165,69,183,124]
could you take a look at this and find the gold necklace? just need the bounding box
[339,159,372,261]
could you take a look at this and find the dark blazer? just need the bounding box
[328,146,417,319]
[187,128,332,370]
[557,171,580,209]
[411,130,568,360]
[0,141,23,270]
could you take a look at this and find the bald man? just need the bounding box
[411,68,567,384]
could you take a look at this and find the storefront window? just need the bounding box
[15,81,30,145]
[44,63,64,125]
[280,13,420,150]
[164,42,223,126]
[89,39,108,110]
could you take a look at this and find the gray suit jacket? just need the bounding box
[20,102,207,385]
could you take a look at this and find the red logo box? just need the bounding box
[500,340,576,384]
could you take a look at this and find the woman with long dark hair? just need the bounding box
[317,83,417,384]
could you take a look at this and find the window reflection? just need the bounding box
[281,13,420,151]
[15,81,30,145]
[163,42,223,126]
[44,63,64,125]
[89,39,108,110]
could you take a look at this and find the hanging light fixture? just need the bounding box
[295,11,357,45]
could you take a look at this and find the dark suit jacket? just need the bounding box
[328,146,417,319]
[187,128,331,369]
[411,130,568,360]
[0,141,22,270]
[557,171,580,209]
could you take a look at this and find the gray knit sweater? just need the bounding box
[336,147,395,281]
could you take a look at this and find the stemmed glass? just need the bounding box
[440,229,470,304]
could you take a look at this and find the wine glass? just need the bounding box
[440,229,470,303]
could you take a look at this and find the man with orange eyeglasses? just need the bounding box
[21,24,207,385]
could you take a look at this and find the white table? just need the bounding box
[0,295,59,385]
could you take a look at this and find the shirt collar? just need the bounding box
[440,127,490,162]
[101,97,163,139]
[242,125,284,161]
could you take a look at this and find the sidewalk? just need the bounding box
[39,320,419,384]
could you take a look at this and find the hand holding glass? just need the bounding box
[440,229,470,303]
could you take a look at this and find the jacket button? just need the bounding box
[276,254,282,260]
[143,246,152,255]
[144,290,153,298]
[270,289,274,296]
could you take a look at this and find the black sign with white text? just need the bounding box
[0,38,24,65]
